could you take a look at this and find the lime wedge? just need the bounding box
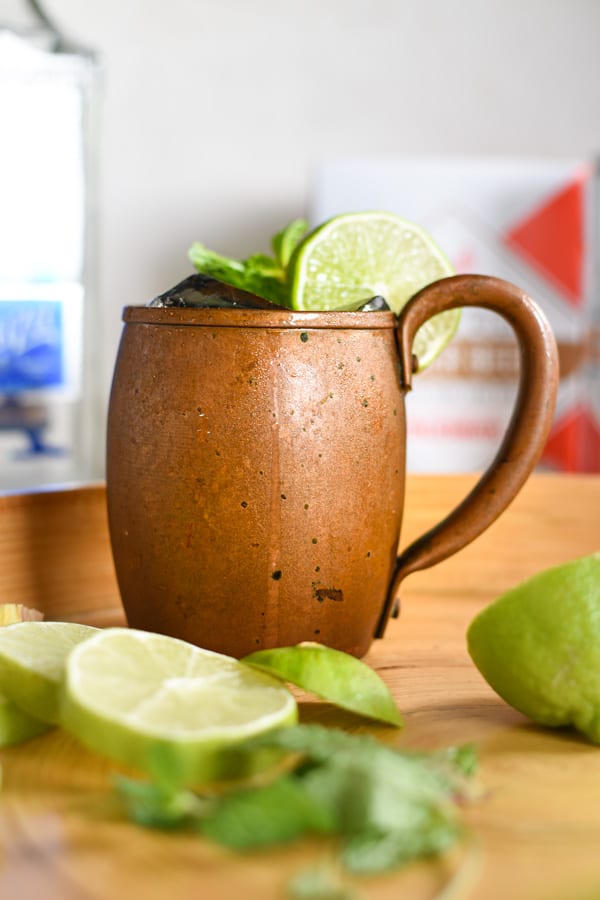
[0,693,50,747]
[467,554,600,743]
[243,643,403,727]
[61,628,298,785]
[0,606,51,745]
[0,621,98,724]
[289,211,459,369]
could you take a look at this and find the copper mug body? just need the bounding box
[106,275,558,658]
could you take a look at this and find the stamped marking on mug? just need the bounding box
[313,587,344,603]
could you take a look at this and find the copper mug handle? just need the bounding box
[375,274,559,637]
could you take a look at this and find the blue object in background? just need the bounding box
[0,299,66,456]
[0,300,64,392]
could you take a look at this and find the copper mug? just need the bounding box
[106,275,558,658]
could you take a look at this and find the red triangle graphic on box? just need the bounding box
[504,176,585,306]
[542,405,600,473]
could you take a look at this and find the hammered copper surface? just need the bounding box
[106,275,558,657]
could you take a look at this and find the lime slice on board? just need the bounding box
[243,643,403,727]
[289,211,459,370]
[61,628,298,785]
[467,553,600,743]
[0,607,51,745]
[0,621,98,724]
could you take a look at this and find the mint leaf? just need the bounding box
[115,775,209,830]
[433,742,478,777]
[272,219,309,268]
[117,724,477,880]
[188,242,288,305]
[239,253,287,305]
[202,725,475,872]
[244,253,283,278]
[200,775,336,849]
[188,242,246,288]
[243,723,399,765]
[287,862,358,900]
[341,816,459,875]
[300,756,449,837]
[188,218,311,307]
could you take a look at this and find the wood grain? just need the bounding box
[0,485,121,625]
[0,474,599,900]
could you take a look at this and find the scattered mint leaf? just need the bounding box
[242,723,403,767]
[433,742,479,777]
[287,860,358,900]
[300,754,451,839]
[228,725,474,869]
[115,775,209,830]
[341,815,459,875]
[200,775,336,849]
[272,219,309,268]
[117,724,477,880]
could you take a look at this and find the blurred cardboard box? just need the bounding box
[312,157,600,473]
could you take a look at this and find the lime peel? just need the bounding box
[242,642,403,727]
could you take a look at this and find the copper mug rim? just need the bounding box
[121,305,398,330]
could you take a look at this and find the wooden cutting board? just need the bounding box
[0,474,599,900]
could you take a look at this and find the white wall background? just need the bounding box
[44,0,600,398]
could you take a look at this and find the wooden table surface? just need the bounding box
[0,474,599,900]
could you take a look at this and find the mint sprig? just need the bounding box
[188,219,308,306]
[201,774,336,849]
[272,218,310,269]
[115,724,477,877]
[115,773,210,829]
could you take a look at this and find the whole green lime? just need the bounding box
[467,553,600,742]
